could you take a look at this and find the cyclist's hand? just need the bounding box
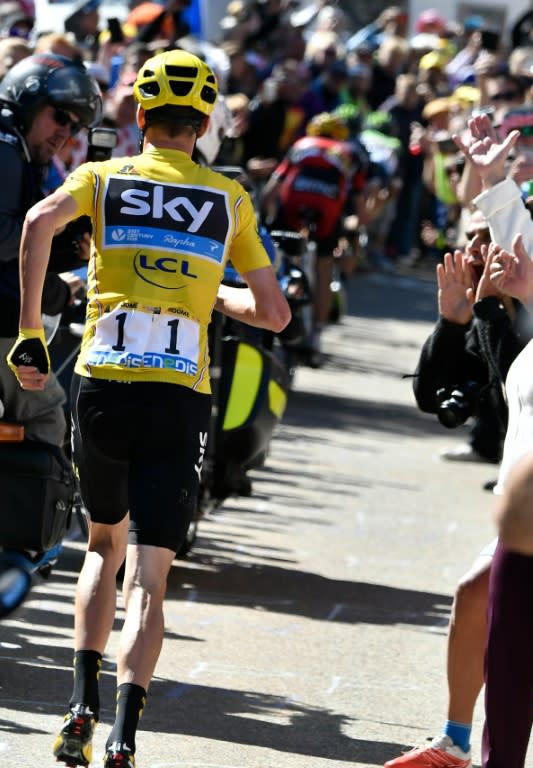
[7,328,50,389]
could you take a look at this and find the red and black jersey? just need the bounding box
[273,135,367,240]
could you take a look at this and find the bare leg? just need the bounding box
[383,554,491,767]
[53,518,130,766]
[117,543,175,690]
[447,555,491,724]
[74,516,129,653]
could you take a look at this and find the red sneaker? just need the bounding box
[384,735,471,768]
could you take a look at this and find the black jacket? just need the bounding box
[413,296,531,454]
[0,115,70,337]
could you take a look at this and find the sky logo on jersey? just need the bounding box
[103,177,230,262]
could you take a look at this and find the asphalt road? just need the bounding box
[1,266,531,768]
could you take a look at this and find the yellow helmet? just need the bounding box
[133,49,218,116]
[306,112,349,141]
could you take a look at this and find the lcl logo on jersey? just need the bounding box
[103,176,230,263]
[133,251,199,289]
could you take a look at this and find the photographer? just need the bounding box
[413,208,529,464]
[0,53,101,603]
[0,53,101,446]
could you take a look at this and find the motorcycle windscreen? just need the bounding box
[217,339,290,470]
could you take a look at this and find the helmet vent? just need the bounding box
[166,65,198,79]
[169,81,193,97]
[139,81,160,97]
[200,85,217,104]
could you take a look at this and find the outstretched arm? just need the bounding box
[7,189,79,390]
[454,114,533,253]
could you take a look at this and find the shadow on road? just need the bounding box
[345,271,437,324]
[0,653,412,765]
[143,681,411,764]
[0,535,450,765]
[167,547,452,628]
[283,387,438,438]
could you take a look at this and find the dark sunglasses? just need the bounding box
[519,124,533,136]
[490,90,521,102]
[52,107,82,136]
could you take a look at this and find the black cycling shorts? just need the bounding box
[270,210,340,258]
[70,374,211,552]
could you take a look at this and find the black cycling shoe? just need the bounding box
[103,742,136,768]
[52,704,96,767]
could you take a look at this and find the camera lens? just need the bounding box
[438,399,467,428]
[437,383,480,429]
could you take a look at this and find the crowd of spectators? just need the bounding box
[3,0,533,274]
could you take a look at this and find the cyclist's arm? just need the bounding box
[19,189,80,328]
[215,265,290,333]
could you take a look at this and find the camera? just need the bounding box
[436,381,482,428]
[86,127,118,162]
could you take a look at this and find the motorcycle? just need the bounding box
[178,170,313,555]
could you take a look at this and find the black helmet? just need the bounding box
[0,53,102,132]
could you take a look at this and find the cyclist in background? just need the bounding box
[261,111,369,367]
[8,48,290,768]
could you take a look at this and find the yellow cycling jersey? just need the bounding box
[61,147,271,393]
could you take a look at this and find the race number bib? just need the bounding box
[87,305,200,376]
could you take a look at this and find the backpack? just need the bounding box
[0,440,76,551]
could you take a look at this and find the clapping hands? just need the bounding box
[437,245,508,325]
[437,250,475,325]
[489,235,533,305]
[453,113,520,188]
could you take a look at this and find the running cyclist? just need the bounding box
[7,48,290,768]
